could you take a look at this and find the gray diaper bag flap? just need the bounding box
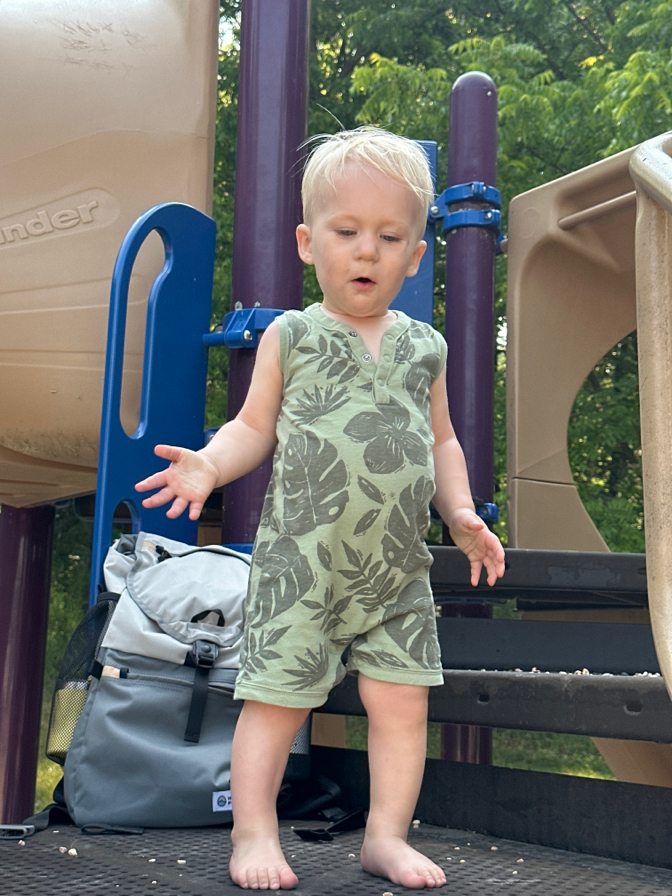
[63,531,251,829]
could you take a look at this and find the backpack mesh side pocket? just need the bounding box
[46,593,119,765]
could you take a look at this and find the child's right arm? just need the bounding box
[135,321,283,520]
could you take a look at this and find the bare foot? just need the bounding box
[361,835,446,889]
[229,833,299,890]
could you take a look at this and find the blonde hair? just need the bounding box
[301,126,434,230]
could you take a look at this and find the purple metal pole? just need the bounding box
[0,504,55,822]
[222,0,310,545]
[445,71,498,500]
[441,71,498,765]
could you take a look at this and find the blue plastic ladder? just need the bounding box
[88,203,216,603]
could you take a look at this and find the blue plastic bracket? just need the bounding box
[204,306,284,350]
[429,180,501,220]
[429,180,504,248]
[442,207,502,235]
[475,501,499,523]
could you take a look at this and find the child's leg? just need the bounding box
[358,675,446,889]
[229,699,311,891]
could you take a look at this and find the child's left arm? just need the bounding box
[429,366,505,587]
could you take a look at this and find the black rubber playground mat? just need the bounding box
[4,821,672,896]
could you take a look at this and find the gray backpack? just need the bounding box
[62,532,251,829]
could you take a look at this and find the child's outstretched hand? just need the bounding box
[134,444,220,521]
[448,508,505,587]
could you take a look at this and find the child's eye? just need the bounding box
[382,234,401,243]
[337,229,355,237]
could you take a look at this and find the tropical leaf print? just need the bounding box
[330,633,356,648]
[293,384,351,425]
[295,333,359,383]
[317,541,332,571]
[382,476,434,573]
[350,646,409,670]
[258,478,276,529]
[354,508,381,536]
[282,432,348,535]
[300,585,352,633]
[403,354,440,414]
[344,397,427,474]
[357,475,385,505]
[382,578,441,669]
[283,643,330,690]
[253,535,316,622]
[243,626,291,675]
[394,331,416,364]
[286,314,310,353]
[338,540,400,613]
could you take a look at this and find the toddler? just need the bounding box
[136,126,505,890]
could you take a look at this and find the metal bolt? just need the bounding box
[243,329,253,343]
[430,205,440,216]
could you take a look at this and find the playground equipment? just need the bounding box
[0,0,221,823]
[4,0,672,886]
[0,0,219,508]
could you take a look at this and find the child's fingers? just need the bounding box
[135,471,168,492]
[153,443,183,463]
[483,550,505,586]
[141,486,174,508]
[166,496,189,519]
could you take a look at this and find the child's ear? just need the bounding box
[406,240,427,277]
[296,224,313,264]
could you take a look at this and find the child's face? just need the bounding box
[296,162,426,319]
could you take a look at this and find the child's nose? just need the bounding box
[355,233,378,259]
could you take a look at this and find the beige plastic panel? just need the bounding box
[630,134,672,697]
[508,135,672,786]
[507,148,637,549]
[0,0,219,506]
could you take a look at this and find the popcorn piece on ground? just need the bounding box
[67,848,78,856]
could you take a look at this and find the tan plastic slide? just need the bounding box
[507,131,672,786]
[630,134,672,702]
[0,0,220,507]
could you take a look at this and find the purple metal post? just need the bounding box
[222,0,310,545]
[442,72,498,765]
[445,71,498,500]
[0,505,55,822]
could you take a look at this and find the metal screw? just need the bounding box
[430,205,440,216]
[243,329,253,343]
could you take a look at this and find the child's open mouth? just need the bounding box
[354,277,373,285]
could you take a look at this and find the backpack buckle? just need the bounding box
[190,639,218,668]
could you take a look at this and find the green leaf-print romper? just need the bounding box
[234,303,446,708]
